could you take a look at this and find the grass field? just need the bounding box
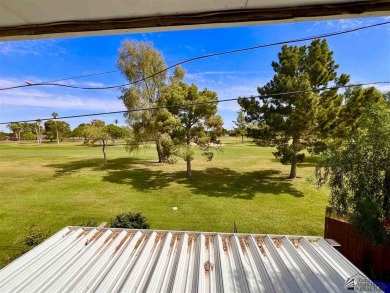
[0,137,328,267]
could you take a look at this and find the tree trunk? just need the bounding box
[35,126,39,145]
[186,158,192,178]
[155,133,162,163]
[289,158,297,179]
[54,120,59,145]
[102,139,107,166]
[288,136,300,179]
[186,139,192,178]
[241,135,244,143]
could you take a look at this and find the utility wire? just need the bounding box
[18,59,185,85]
[1,81,388,125]
[0,21,389,92]
[37,70,120,84]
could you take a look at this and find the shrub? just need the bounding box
[110,212,150,229]
[316,105,390,244]
[21,132,36,141]
[23,225,51,247]
[0,132,9,141]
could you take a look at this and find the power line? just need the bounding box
[1,81,388,125]
[20,59,185,85]
[0,21,389,92]
[38,70,120,84]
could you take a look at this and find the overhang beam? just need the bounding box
[0,0,389,41]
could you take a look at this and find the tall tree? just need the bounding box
[106,124,126,145]
[316,104,390,244]
[239,39,349,179]
[34,119,42,144]
[83,120,111,166]
[44,120,71,142]
[158,79,223,178]
[233,110,247,143]
[7,123,23,141]
[117,40,167,162]
[334,86,384,139]
[72,123,87,139]
[51,112,60,145]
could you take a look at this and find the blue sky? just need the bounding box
[0,17,389,132]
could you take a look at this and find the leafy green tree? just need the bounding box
[106,124,126,145]
[334,86,385,139]
[0,132,8,141]
[117,40,167,162]
[316,104,390,244]
[7,123,23,141]
[239,39,349,179]
[158,80,223,178]
[21,131,36,140]
[233,110,247,143]
[72,123,87,139]
[83,120,111,166]
[44,120,71,142]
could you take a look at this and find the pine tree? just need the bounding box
[157,70,223,178]
[239,39,349,179]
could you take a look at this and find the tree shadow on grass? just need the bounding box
[102,166,304,199]
[47,158,304,199]
[271,155,319,169]
[46,157,158,177]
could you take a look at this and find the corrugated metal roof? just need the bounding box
[0,227,382,292]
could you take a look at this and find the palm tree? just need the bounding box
[35,119,42,144]
[52,112,60,145]
[114,119,119,125]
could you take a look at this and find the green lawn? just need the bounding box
[0,137,328,267]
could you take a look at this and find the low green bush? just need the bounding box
[23,225,51,247]
[110,212,150,229]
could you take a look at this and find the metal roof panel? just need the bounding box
[0,227,383,292]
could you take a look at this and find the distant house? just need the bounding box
[0,226,382,292]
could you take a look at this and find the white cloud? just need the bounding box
[52,79,108,88]
[184,45,195,51]
[187,70,271,78]
[218,100,241,112]
[0,39,66,56]
[216,84,260,112]
[376,84,390,93]
[307,16,389,33]
[186,70,272,84]
[0,77,123,112]
[1,94,124,111]
[324,18,365,30]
